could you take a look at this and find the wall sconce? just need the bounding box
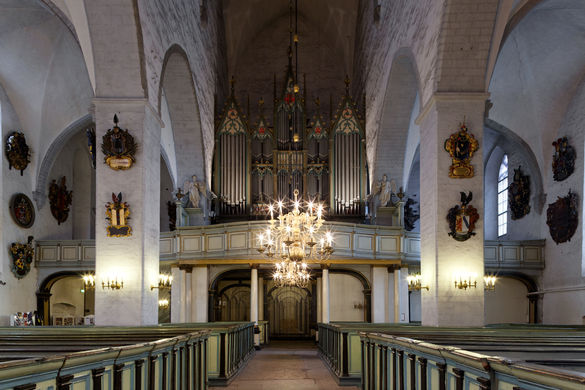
[353,302,364,310]
[151,274,173,290]
[484,275,497,291]
[81,274,95,290]
[102,276,124,290]
[454,274,477,290]
[158,299,169,308]
[407,273,429,291]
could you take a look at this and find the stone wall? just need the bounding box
[137,0,228,186]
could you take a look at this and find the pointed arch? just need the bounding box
[372,48,422,190]
[158,44,206,188]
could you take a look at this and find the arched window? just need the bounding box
[497,155,508,237]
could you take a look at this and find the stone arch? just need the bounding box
[484,119,544,240]
[328,268,371,322]
[37,270,86,325]
[34,114,94,209]
[158,44,207,188]
[372,48,421,190]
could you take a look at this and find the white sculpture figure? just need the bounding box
[184,175,206,208]
[379,174,392,207]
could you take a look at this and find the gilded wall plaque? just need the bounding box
[101,115,137,170]
[105,192,132,237]
[444,123,479,178]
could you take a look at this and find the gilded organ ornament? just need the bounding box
[101,115,137,170]
[444,123,479,178]
[508,167,531,220]
[10,236,34,279]
[447,191,479,241]
[5,131,31,176]
[49,177,73,225]
[105,192,132,237]
[552,136,575,182]
[546,190,578,245]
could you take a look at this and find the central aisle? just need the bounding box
[210,341,359,390]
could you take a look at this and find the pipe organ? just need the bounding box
[213,75,366,221]
[213,88,249,216]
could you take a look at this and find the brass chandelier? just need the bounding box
[257,190,333,287]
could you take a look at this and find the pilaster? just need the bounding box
[94,99,161,326]
[418,93,487,326]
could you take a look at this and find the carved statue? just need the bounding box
[184,175,206,208]
[378,174,393,207]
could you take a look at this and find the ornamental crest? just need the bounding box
[5,131,31,176]
[444,123,479,178]
[404,198,420,232]
[49,177,73,225]
[546,190,578,245]
[101,115,137,170]
[10,236,34,279]
[9,193,35,228]
[105,192,132,237]
[508,167,531,220]
[447,192,479,241]
[552,136,575,182]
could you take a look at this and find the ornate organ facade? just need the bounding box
[212,72,367,221]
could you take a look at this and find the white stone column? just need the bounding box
[250,267,258,324]
[170,266,185,323]
[322,267,330,324]
[395,267,409,323]
[387,268,396,323]
[185,268,192,322]
[418,94,486,327]
[371,266,388,323]
[191,266,208,322]
[258,276,264,321]
[316,277,322,323]
[94,100,161,326]
[250,267,259,346]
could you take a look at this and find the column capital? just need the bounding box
[321,264,330,270]
[387,264,401,273]
[179,265,193,273]
[249,263,260,269]
[416,91,490,125]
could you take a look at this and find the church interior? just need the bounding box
[1,0,585,389]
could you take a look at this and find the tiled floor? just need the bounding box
[210,341,360,390]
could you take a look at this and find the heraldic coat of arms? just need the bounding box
[508,166,531,220]
[49,177,73,225]
[101,115,137,170]
[10,236,34,279]
[546,190,578,244]
[447,192,479,241]
[444,123,479,178]
[105,192,132,237]
[5,131,31,176]
[552,136,576,182]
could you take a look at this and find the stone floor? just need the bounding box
[209,341,360,390]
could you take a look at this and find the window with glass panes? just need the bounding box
[497,155,508,236]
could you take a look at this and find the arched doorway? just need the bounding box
[37,271,94,325]
[267,286,311,338]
